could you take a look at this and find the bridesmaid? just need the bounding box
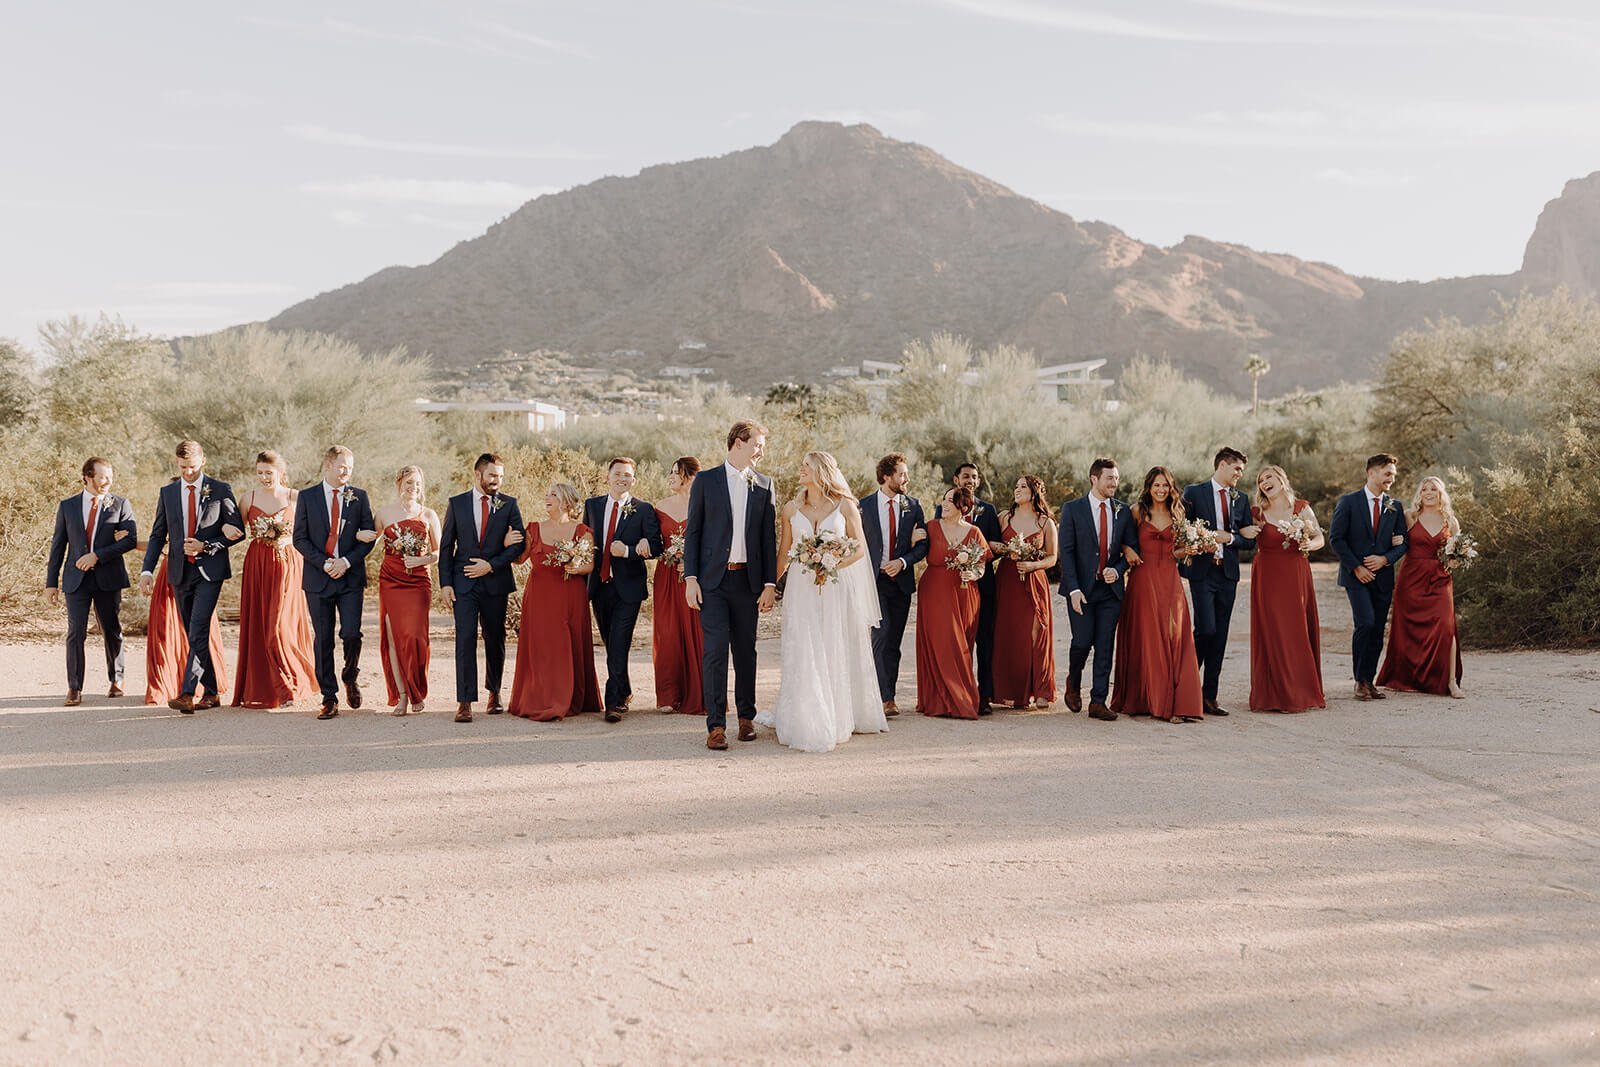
[652,456,704,715]
[991,475,1058,709]
[1111,467,1204,722]
[506,482,602,721]
[374,465,441,715]
[1377,476,1465,697]
[232,451,318,709]
[915,485,991,719]
[1249,465,1327,713]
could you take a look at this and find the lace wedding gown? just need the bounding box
[758,507,888,752]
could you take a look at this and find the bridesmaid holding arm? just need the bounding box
[991,475,1058,710]
[1377,477,1465,698]
[1248,465,1327,714]
[506,483,602,721]
[915,485,991,719]
[374,465,441,715]
[652,456,704,715]
[232,451,318,709]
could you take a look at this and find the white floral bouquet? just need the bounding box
[944,540,987,583]
[1438,531,1479,573]
[545,537,596,579]
[1273,514,1315,557]
[661,532,687,573]
[999,533,1045,581]
[789,530,858,588]
[249,512,289,544]
[1173,516,1220,558]
[386,525,428,557]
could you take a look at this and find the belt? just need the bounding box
[726,562,748,571]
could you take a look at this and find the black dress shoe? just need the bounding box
[317,703,339,720]
[1204,699,1229,716]
[977,704,993,717]
[345,680,362,709]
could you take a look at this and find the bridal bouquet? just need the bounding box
[545,537,596,579]
[945,540,987,584]
[1438,531,1479,574]
[999,533,1045,580]
[661,532,687,573]
[1173,517,1220,558]
[249,512,291,558]
[1273,514,1315,557]
[789,530,858,587]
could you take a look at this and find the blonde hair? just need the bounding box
[548,482,581,519]
[1254,464,1298,512]
[802,451,853,504]
[1409,476,1461,536]
[395,465,424,487]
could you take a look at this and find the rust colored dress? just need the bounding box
[1249,501,1326,713]
[991,524,1056,707]
[915,522,989,719]
[231,503,318,708]
[1376,521,1463,695]
[144,558,228,705]
[378,516,433,707]
[651,509,703,715]
[507,522,602,721]
[1112,519,1204,719]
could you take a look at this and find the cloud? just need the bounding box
[934,0,1367,43]
[1193,0,1600,50]
[1314,167,1416,190]
[331,209,370,227]
[472,22,592,59]
[241,14,590,63]
[301,179,556,208]
[285,123,593,161]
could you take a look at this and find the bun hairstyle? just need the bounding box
[949,485,975,516]
[673,456,701,480]
[395,464,424,486]
[548,482,581,519]
[256,450,288,476]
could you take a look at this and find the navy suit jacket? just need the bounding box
[584,494,663,604]
[1057,494,1139,601]
[859,491,929,596]
[1180,482,1257,585]
[1329,488,1410,592]
[683,464,778,593]
[47,493,137,594]
[292,484,378,595]
[141,477,242,584]
[437,490,525,596]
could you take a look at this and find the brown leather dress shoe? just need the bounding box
[345,680,363,709]
[707,727,729,750]
[486,691,503,715]
[1087,702,1117,721]
[64,689,82,707]
[604,707,624,723]
[1064,689,1083,714]
[738,719,757,742]
[1367,683,1387,700]
[107,684,124,699]
[316,702,339,720]
[883,700,899,718]
[1354,683,1372,701]
[455,702,473,723]
[197,692,221,710]
[168,694,196,714]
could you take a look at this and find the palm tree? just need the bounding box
[1244,353,1271,416]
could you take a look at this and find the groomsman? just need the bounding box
[1329,453,1408,700]
[139,440,244,713]
[45,456,137,705]
[1180,447,1260,716]
[584,457,663,723]
[953,463,1004,712]
[859,452,928,716]
[438,453,525,722]
[292,445,376,720]
[1058,458,1138,721]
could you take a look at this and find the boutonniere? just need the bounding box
[740,468,757,491]
[1384,499,1400,516]
[620,500,637,520]
[487,494,505,514]
[199,481,212,505]
[895,493,912,516]
[340,486,357,510]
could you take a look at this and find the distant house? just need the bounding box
[677,339,707,350]
[660,365,715,379]
[413,398,570,432]
[853,357,1114,405]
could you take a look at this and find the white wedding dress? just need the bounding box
[758,507,888,752]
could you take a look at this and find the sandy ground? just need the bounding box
[2,564,1597,1065]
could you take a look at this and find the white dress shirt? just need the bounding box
[876,489,898,567]
[602,493,633,550]
[725,464,749,564]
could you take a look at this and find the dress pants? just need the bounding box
[871,579,913,702]
[175,576,224,697]
[592,580,642,711]
[1345,583,1394,684]
[1066,592,1122,704]
[974,573,997,702]
[1190,572,1238,702]
[700,578,759,731]
[452,585,508,703]
[307,586,364,702]
[64,587,124,691]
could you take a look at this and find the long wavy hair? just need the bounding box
[801,451,853,504]
[1005,474,1052,526]
[1409,476,1461,536]
[1253,464,1297,512]
[1137,466,1186,521]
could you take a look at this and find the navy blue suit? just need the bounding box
[1329,488,1410,684]
[292,483,377,703]
[1180,481,1258,704]
[47,492,137,691]
[140,476,243,697]
[860,490,929,702]
[584,494,664,711]
[683,464,778,731]
[1058,494,1138,704]
[438,490,525,703]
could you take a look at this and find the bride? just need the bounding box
[758,451,888,752]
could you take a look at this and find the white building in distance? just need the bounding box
[413,398,570,432]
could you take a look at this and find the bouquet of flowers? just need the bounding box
[1173,516,1220,559]
[545,537,596,579]
[789,530,859,588]
[945,540,988,583]
[999,533,1045,581]
[1273,514,1315,557]
[1438,531,1479,574]
[661,532,687,573]
[249,512,291,558]
[386,525,428,557]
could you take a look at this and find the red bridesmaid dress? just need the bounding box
[991,524,1056,707]
[506,522,602,721]
[144,558,228,705]
[651,509,703,715]
[1376,521,1463,694]
[1248,501,1326,713]
[1111,519,1203,719]
[915,522,988,719]
[378,516,433,708]
[232,502,318,708]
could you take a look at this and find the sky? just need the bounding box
[4,0,1599,349]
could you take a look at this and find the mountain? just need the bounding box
[267,122,1594,395]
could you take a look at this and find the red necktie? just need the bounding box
[325,489,340,557]
[1097,500,1109,571]
[1218,488,1230,532]
[886,498,897,564]
[185,484,198,562]
[600,501,620,582]
[86,496,100,545]
[1372,495,1381,537]
[479,494,490,550]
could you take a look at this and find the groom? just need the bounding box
[683,419,778,751]
[292,445,377,720]
[1180,447,1260,716]
[1329,453,1408,700]
[859,452,928,716]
